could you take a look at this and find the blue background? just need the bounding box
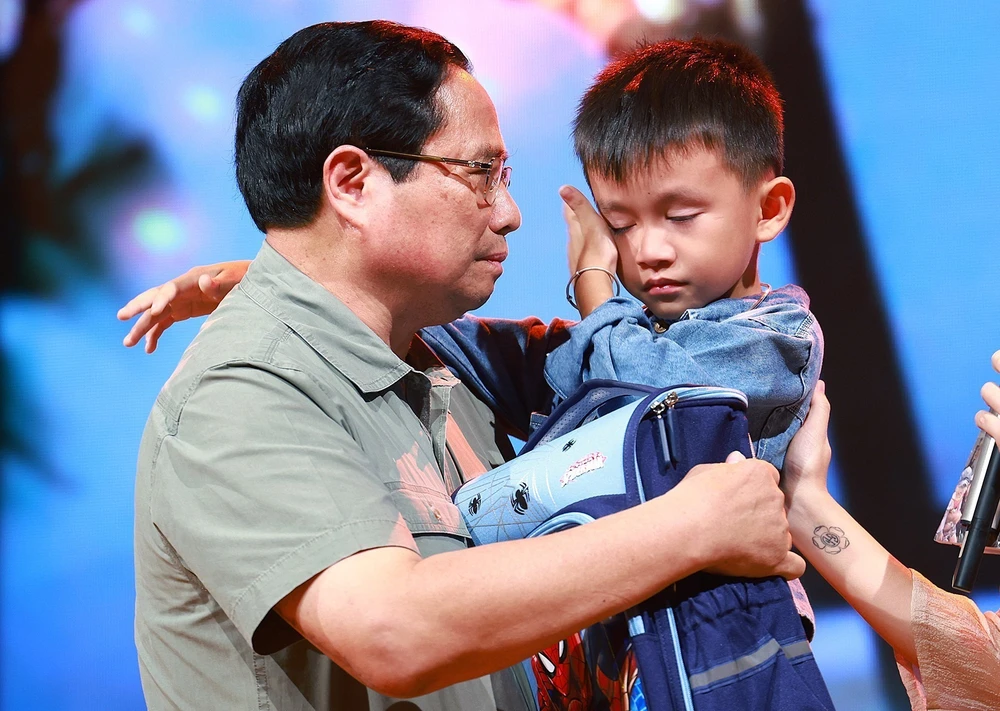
[3,1,999,708]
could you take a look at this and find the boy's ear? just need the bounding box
[321,145,381,229]
[756,176,795,244]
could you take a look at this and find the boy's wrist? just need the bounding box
[567,267,619,316]
[576,248,617,274]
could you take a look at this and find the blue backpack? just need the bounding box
[453,380,835,711]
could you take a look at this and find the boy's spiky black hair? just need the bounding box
[574,37,783,188]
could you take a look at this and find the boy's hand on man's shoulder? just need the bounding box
[560,184,618,275]
[117,261,249,353]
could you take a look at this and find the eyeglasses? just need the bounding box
[364,148,512,206]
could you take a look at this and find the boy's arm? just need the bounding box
[561,185,619,318]
[420,316,573,440]
[116,258,570,438]
[419,186,616,435]
[118,261,250,352]
[421,184,615,431]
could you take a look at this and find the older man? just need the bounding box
[131,20,803,710]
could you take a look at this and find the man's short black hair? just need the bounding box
[574,37,783,188]
[235,21,471,232]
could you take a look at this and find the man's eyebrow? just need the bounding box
[474,144,508,161]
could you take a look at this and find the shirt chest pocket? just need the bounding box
[383,442,471,539]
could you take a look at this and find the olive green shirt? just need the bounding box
[134,242,532,710]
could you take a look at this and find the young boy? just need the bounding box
[551,37,821,472]
[120,36,827,711]
[434,38,826,710]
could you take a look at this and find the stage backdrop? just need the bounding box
[3,1,999,709]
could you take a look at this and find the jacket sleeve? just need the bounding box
[420,316,574,440]
[544,296,824,458]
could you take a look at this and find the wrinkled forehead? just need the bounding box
[425,68,508,160]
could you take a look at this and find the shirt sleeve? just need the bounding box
[420,316,574,440]
[152,363,418,654]
[544,296,823,464]
[895,569,1000,711]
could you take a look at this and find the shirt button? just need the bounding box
[432,508,442,520]
[652,320,667,334]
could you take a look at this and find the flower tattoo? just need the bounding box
[812,525,850,554]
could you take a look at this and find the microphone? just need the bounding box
[953,412,1000,593]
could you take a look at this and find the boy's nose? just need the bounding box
[635,228,677,268]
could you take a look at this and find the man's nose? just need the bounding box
[490,184,521,236]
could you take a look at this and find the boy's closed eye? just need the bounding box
[607,213,701,235]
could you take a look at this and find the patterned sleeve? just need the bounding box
[895,569,1000,711]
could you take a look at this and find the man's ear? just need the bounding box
[321,146,380,228]
[756,176,795,244]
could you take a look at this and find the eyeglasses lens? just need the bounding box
[485,158,509,205]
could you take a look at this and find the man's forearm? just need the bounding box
[397,485,709,692]
[290,457,796,697]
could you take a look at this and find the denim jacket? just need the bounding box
[547,285,823,468]
[421,284,823,469]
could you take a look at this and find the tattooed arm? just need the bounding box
[788,362,1000,708]
[783,381,917,664]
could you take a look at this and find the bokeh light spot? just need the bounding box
[634,0,685,23]
[122,5,155,37]
[0,0,24,60]
[183,85,223,123]
[133,209,184,253]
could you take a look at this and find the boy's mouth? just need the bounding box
[644,278,685,296]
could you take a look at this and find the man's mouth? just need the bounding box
[482,250,508,264]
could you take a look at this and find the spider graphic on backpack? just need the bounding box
[510,482,530,515]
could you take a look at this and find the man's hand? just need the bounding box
[117,261,249,353]
[782,381,833,510]
[677,452,805,580]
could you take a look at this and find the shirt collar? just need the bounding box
[239,241,413,393]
